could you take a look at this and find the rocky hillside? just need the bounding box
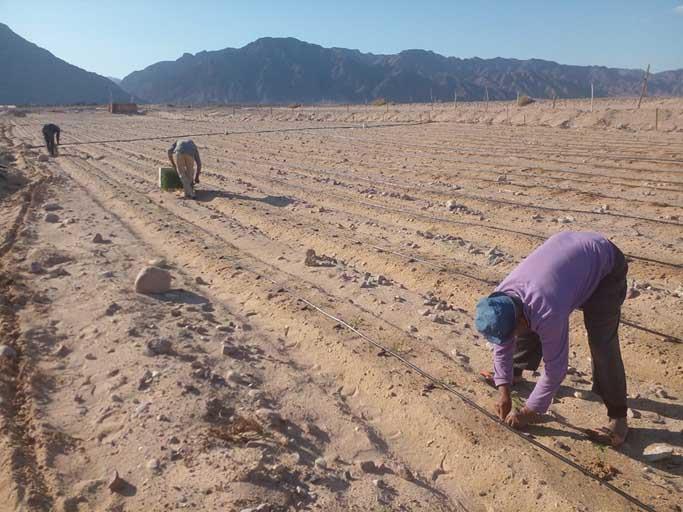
[0,23,131,105]
[122,37,683,104]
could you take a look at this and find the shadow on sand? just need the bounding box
[146,289,210,305]
[195,189,294,207]
[513,380,683,476]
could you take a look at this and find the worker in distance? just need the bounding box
[167,139,202,199]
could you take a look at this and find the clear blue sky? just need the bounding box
[3,0,682,78]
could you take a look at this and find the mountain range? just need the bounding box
[2,23,682,106]
[0,23,130,105]
[121,37,683,105]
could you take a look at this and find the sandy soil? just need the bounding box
[0,98,681,512]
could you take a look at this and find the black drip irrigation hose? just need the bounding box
[247,155,683,227]
[227,157,682,270]
[328,132,683,187]
[40,129,683,345]
[370,125,683,171]
[68,134,683,344]
[291,296,657,512]
[355,237,683,345]
[27,120,683,226]
[71,141,683,345]
[28,120,430,148]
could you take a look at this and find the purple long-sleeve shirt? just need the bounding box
[493,231,616,413]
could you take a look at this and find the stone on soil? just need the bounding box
[54,344,70,357]
[28,261,43,274]
[0,345,17,359]
[107,471,127,493]
[44,213,60,223]
[642,443,674,462]
[147,338,172,356]
[134,266,172,294]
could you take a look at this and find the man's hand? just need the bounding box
[505,407,539,429]
[496,385,512,421]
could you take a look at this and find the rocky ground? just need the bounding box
[0,99,681,512]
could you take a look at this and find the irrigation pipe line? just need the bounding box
[186,158,683,343]
[77,141,682,345]
[92,132,681,250]
[292,297,656,512]
[326,132,683,187]
[370,124,683,169]
[232,153,683,227]
[27,120,430,148]
[91,121,668,204]
[336,233,683,345]
[320,132,683,194]
[65,154,656,512]
[199,151,683,269]
[221,131,683,204]
[78,135,683,272]
[424,123,683,166]
[423,119,683,152]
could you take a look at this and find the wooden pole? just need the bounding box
[590,82,594,112]
[454,90,457,109]
[637,64,650,109]
[552,94,557,109]
[655,108,659,131]
[485,86,489,112]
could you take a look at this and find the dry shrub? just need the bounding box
[208,416,263,444]
[288,103,301,109]
[517,95,535,107]
[372,98,387,106]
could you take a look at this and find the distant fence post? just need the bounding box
[655,108,659,131]
[552,94,557,109]
[485,86,489,112]
[590,82,594,112]
[637,64,650,109]
[454,90,457,109]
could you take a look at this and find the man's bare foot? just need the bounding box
[585,418,629,448]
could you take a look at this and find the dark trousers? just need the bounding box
[513,245,629,418]
[43,132,57,156]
